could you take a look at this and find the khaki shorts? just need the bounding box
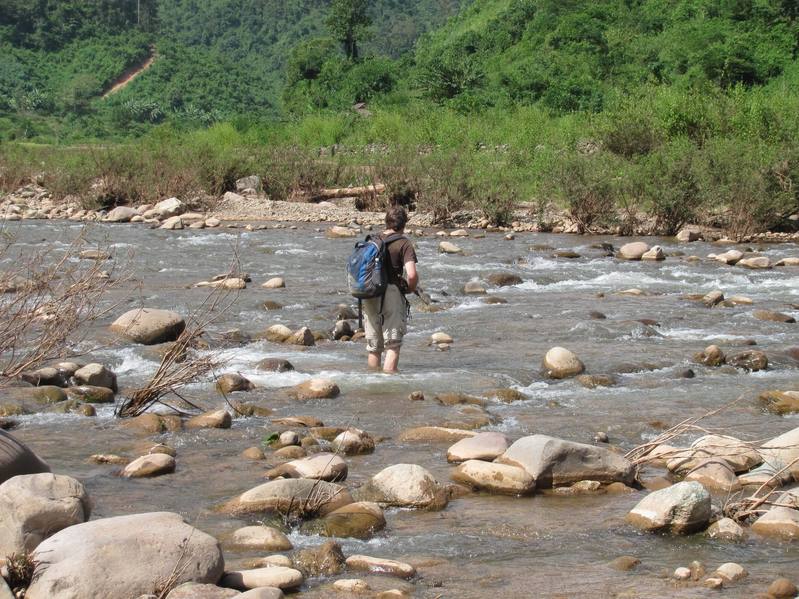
[363,284,409,353]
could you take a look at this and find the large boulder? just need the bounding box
[0,473,91,556]
[222,478,353,517]
[626,481,711,534]
[542,347,585,379]
[27,512,224,599]
[451,460,535,495]
[0,430,50,484]
[110,308,186,345]
[618,242,650,260]
[751,505,799,539]
[265,453,348,482]
[359,464,446,509]
[684,459,740,493]
[496,435,636,487]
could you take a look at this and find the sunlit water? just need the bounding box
[3,221,799,598]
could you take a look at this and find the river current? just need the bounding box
[4,221,799,598]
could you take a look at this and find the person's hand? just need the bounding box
[397,278,410,294]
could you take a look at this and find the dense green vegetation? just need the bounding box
[2,0,799,236]
[0,0,462,139]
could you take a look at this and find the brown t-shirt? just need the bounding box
[381,233,417,288]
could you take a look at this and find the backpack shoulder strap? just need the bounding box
[382,233,405,246]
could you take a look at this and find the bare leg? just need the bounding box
[383,347,400,373]
[367,351,381,370]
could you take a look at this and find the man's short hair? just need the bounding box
[385,206,408,231]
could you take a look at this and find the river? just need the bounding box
[4,220,799,598]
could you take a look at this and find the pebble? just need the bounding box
[768,578,798,598]
[674,567,691,580]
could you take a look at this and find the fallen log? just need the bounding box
[311,184,386,201]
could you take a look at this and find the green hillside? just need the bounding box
[0,0,463,139]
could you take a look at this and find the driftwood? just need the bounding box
[310,184,385,202]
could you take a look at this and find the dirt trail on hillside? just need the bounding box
[102,47,157,98]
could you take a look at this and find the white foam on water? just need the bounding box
[173,232,240,246]
[515,270,667,291]
[427,261,506,272]
[275,248,310,255]
[450,298,490,312]
[661,327,760,342]
[103,347,160,378]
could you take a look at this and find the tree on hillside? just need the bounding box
[326,0,372,60]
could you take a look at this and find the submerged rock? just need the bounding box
[753,309,796,324]
[626,481,711,534]
[345,555,416,579]
[27,512,224,599]
[265,453,348,482]
[318,501,386,539]
[292,540,346,577]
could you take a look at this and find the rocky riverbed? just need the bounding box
[1,216,799,598]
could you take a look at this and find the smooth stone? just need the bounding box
[641,245,665,261]
[230,526,292,551]
[430,332,453,344]
[684,458,741,493]
[345,555,416,579]
[319,501,386,539]
[446,432,509,462]
[626,481,711,534]
[160,215,184,230]
[333,579,370,593]
[694,344,725,366]
[618,242,650,260]
[727,350,768,371]
[273,445,306,459]
[715,562,747,583]
[360,464,445,508]
[438,241,463,254]
[768,578,798,598]
[702,290,724,307]
[397,427,476,443]
[238,589,283,599]
[262,277,285,289]
[690,434,762,472]
[760,426,799,479]
[288,379,340,400]
[166,583,240,599]
[542,346,585,379]
[221,567,303,591]
[706,517,745,542]
[463,281,486,295]
[187,409,233,429]
[223,478,353,517]
[241,447,266,460]
[331,429,375,455]
[496,434,635,487]
[486,272,522,287]
[759,390,799,415]
[753,309,796,324]
[0,473,90,555]
[27,512,223,599]
[73,363,117,391]
[715,249,743,265]
[265,453,348,482]
[264,325,293,343]
[121,454,176,478]
[738,256,771,269]
[257,358,294,372]
[217,373,255,394]
[327,226,357,238]
[110,308,186,345]
[674,567,692,580]
[751,506,799,539]
[451,460,535,495]
[65,385,114,404]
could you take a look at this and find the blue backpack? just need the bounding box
[347,233,403,299]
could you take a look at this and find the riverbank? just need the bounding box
[3,181,799,244]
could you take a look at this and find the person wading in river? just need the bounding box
[363,206,418,373]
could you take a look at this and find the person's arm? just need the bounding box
[404,261,418,293]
